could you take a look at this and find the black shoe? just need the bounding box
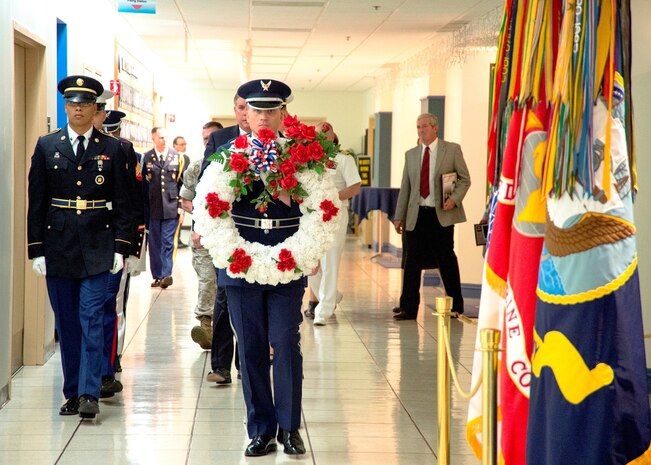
[393,310,417,321]
[160,276,173,289]
[151,279,161,288]
[100,377,124,398]
[206,368,232,384]
[392,306,402,314]
[303,301,317,319]
[59,397,79,416]
[78,395,100,419]
[114,354,122,373]
[277,429,306,455]
[245,435,277,456]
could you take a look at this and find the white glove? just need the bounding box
[125,255,140,276]
[32,256,46,276]
[110,253,124,274]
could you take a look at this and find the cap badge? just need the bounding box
[260,80,271,92]
[76,78,84,86]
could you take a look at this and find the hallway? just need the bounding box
[0,237,479,465]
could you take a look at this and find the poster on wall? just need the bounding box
[118,0,156,14]
[115,43,155,152]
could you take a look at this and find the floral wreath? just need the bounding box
[193,116,342,285]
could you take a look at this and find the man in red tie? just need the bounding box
[392,113,471,320]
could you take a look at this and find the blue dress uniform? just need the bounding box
[101,114,146,391]
[141,147,186,283]
[212,78,306,457]
[27,76,132,418]
[219,180,306,439]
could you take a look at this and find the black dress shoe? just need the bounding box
[59,397,79,416]
[303,301,317,319]
[100,377,124,398]
[393,311,417,321]
[245,435,277,456]
[151,279,161,288]
[392,306,402,314]
[160,276,173,289]
[277,429,306,455]
[78,395,100,419]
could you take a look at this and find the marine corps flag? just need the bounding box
[528,0,651,463]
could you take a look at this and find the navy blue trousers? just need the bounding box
[102,269,123,377]
[226,284,304,438]
[148,217,177,279]
[46,271,109,400]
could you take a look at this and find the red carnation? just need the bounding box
[319,199,339,222]
[229,153,249,172]
[299,124,316,141]
[228,248,252,274]
[279,160,297,177]
[280,176,298,190]
[307,141,324,161]
[276,248,297,272]
[205,192,231,219]
[233,134,249,149]
[283,115,299,128]
[289,144,311,164]
[257,128,277,144]
[284,125,301,139]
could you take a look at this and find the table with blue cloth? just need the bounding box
[351,187,401,223]
[351,187,401,261]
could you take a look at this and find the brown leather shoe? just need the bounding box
[160,276,173,289]
[151,279,161,287]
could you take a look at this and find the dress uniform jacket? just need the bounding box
[119,137,146,257]
[141,148,186,220]
[217,181,305,288]
[27,127,132,279]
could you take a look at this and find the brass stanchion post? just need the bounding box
[435,296,452,465]
[480,328,501,465]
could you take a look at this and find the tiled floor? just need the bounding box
[0,236,480,464]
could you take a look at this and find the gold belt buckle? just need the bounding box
[260,218,273,230]
[76,199,88,210]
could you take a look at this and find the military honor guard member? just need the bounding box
[196,79,308,457]
[141,126,188,288]
[27,75,132,419]
[103,109,148,373]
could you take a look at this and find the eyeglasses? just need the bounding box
[65,101,95,108]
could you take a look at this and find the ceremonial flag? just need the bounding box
[528,1,651,463]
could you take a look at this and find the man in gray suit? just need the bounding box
[393,113,471,320]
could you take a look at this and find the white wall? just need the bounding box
[631,0,651,361]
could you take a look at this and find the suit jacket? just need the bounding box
[141,147,187,220]
[395,139,471,230]
[27,126,132,278]
[200,125,241,179]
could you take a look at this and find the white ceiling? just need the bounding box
[116,0,503,93]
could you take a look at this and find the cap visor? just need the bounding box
[247,101,282,110]
[65,94,96,103]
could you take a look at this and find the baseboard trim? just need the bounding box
[0,382,8,409]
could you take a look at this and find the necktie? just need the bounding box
[420,146,430,198]
[76,135,86,159]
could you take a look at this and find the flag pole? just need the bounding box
[435,296,452,465]
[481,328,501,465]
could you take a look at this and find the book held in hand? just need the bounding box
[441,172,457,207]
